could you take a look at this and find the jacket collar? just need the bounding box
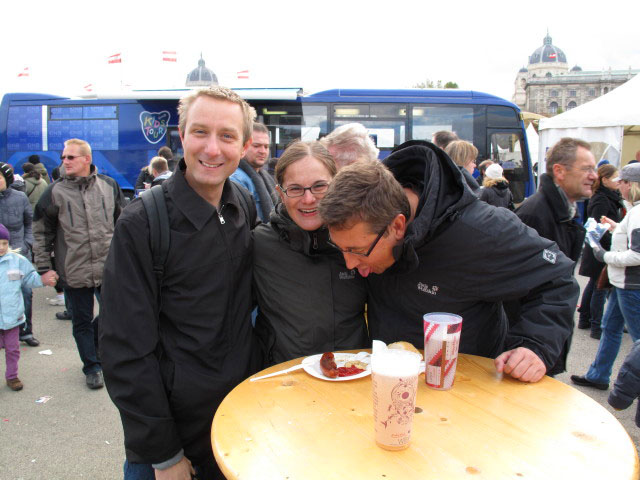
[165,159,243,230]
[538,173,575,223]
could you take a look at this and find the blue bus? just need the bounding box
[0,88,534,201]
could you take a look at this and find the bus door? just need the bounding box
[487,128,532,204]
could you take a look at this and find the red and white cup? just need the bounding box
[423,313,463,390]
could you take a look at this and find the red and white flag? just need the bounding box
[17,67,29,77]
[108,53,122,64]
[548,53,557,59]
[84,84,93,92]
[162,51,177,62]
[237,69,249,80]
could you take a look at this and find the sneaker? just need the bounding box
[21,337,40,347]
[7,378,23,391]
[55,311,72,320]
[86,371,104,390]
[48,296,65,306]
[570,375,609,390]
[577,320,591,329]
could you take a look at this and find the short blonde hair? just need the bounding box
[445,140,478,168]
[178,86,256,143]
[626,181,640,204]
[149,156,168,174]
[64,138,92,157]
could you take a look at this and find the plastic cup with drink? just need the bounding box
[423,313,463,390]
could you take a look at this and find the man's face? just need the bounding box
[555,146,597,202]
[328,220,402,278]
[0,239,8,256]
[180,96,249,200]
[0,174,6,191]
[245,131,270,170]
[61,145,91,178]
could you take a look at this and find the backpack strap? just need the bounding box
[230,181,258,229]
[141,185,170,284]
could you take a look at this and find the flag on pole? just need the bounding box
[162,51,177,62]
[237,69,249,80]
[548,53,557,59]
[108,53,122,64]
[84,84,93,92]
[17,67,29,77]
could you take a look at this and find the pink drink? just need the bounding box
[371,349,421,450]
[423,313,463,390]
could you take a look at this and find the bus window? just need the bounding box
[489,132,528,203]
[411,105,475,143]
[256,104,327,155]
[333,103,406,151]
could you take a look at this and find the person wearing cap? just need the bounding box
[571,163,640,390]
[0,162,40,347]
[27,155,51,184]
[319,142,579,383]
[478,163,514,210]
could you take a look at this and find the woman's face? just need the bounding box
[619,180,632,201]
[602,173,620,191]
[464,156,477,175]
[0,174,6,191]
[278,155,333,231]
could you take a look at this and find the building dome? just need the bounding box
[528,33,567,64]
[186,55,218,87]
[570,65,582,72]
[519,67,528,73]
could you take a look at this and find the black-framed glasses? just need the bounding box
[328,226,387,258]
[278,182,330,198]
[60,155,85,161]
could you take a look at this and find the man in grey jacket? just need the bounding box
[33,139,124,389]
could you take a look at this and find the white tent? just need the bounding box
[538,74,640,172]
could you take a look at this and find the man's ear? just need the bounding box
[552,163,566,182]
[241,137,252,158]
[389,213,407,240]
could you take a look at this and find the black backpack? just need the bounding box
[141,182,256,286]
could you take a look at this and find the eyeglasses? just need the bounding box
[328,226,387,258]
[279,182,330,198]
[60,155,85,161]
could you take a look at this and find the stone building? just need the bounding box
[513,33,638,115]
[185,54,218,87]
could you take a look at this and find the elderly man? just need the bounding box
[33,139,124,388]
[319,141,579,383]
[320,122,379,169]
[101,86,261,480]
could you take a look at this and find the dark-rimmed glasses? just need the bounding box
[278,182,330,198]
[328,226,387,258]
[60,155,85,161]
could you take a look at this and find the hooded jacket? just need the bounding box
[479,179,515,210]
[24,175,48,209]
[0,187,33,255]
[253,203,369,364]
[0,252,43,330]
[366,141,578,371]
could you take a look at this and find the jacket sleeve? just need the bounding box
[470,206,578,369]
[99,203,183,464]
[32,184,58,272]
[609,341,640,410]
[22,193,34,252]
[19,255,43,289]
[134,168,149,191]
[604,213,640,267]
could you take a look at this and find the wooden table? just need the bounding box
[212,353,639,479]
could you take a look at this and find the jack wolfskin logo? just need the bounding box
[542,249,557,264]
[339,270,356,280]
[418,282,439,295]
[139,111,170,144]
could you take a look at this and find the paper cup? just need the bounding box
[371,349,422,450]
[423,313,463,390]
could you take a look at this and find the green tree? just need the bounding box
[413,79,435,89]
[444,82,459,89]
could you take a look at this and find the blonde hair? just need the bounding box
[627,181,640,204]
[178,86,256,143]
[63,138,92,157]
[482,176,508,188]
[445,140,478,168]
[149,156,168,174]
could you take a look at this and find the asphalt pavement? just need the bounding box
[1,275,639,479]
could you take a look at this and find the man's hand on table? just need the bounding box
[155,456,195,480]
[494,347,546,383]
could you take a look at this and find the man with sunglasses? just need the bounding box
[33,138,124,389]
[319,141,579,383]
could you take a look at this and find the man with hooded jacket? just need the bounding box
[318,140,579,382]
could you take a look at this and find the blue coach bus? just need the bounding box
[0,88,534,201]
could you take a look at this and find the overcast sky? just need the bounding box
[3,0,639,103]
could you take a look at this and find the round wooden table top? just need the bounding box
[212,352,639,479]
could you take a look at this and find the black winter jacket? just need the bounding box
[479,180,514,210]
[579,185,623,278]
[253,203,369,364]
[100,162,262,466]
[367,141,578,372]
[516,173,586,263]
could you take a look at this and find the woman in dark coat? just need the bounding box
[479,163,514,210]
[577,164,623,339]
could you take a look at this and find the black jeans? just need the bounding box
[65,286,101,375]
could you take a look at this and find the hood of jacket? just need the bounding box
[269,202,334,256]
[383,140,477,271]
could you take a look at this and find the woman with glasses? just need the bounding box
[253,141,369,365]
[445,140,481,194]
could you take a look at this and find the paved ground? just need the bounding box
[1,276,638,479]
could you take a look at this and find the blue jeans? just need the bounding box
[19,284,33,339]
[65,286,101,375]
[585,287,640,383]
[123,459,223,480]
[578,276,608,330]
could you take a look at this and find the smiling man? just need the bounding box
[319,141,579,384]
[100,87,261,480]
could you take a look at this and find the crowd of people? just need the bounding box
[2,84,640,479]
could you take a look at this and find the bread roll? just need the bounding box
[388,341,422,359]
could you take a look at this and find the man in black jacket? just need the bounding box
[100,87,261,480]
[319,141,579,383]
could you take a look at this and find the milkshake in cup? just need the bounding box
[371,348,422,450]
[423,313,463,390]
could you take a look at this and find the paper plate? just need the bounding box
[302,352,371,382]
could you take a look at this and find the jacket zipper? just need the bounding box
[101,198,108,222]
[313,232,318,250]
[67,202,74,227]
[218,203,226,224]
